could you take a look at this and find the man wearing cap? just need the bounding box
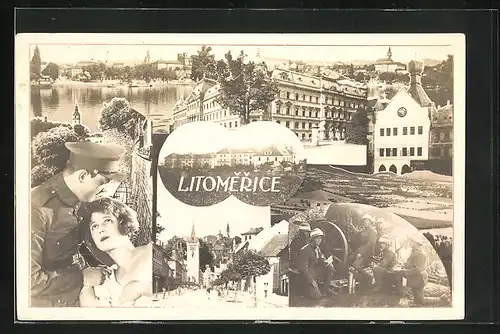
[30,141,126,307]
[371,236,402,295]
[289,222,311,302]
[349,214,378,290]
[401,239,429,305]
[298,228,336,300]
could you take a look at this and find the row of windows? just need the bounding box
[379,147,423,157]
[276,106,352,121]
[281,91,364,109]
[380,126,424,137]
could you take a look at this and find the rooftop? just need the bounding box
[259,234,288,257]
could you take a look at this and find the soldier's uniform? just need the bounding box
[372,246,403,295]
[403,245,429,305]
[298,242,334,300]
[30,142,125,307]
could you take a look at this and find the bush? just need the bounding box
[99,97,141,138]
[31,126,86,187]
[423,232,453,287]
[31,117,72,139]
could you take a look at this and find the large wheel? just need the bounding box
[322,221,349,267]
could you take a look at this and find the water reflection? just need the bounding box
[29,85,192,132]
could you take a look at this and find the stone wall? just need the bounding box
[130,142,153,246]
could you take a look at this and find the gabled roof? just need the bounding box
[406,83,434,107]
[259,234,288,257]
[254,146,291,156]
[241,227,264,236]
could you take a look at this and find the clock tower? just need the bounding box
[186,223,200,284]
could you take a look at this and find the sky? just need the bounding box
[156,178,271,242]
[29,42,455,66]
[158,121,307,160]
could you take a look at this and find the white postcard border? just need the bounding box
[15,33,465,321]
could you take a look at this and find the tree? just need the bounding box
[226,223,230,238]
[190,45,216,82]
[31,126,86,187]
[345,108,369,145]
[214,51,279,125]
[378,72,397,84]
[41,62,60,81]
[99,97,141,138]
[199,238,215,272]
[73,123,90,138]
[366,64,376,72]
[30,117,72,139]
[30,45,42,82]
[232,249,271,307]
[165,236,187,261]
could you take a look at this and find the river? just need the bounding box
[30,83,193,133]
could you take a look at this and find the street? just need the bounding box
[149,289,288,308]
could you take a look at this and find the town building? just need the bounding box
[153,243,173,293]
[239,227,264,243]
[185,224,200,284]
[371,59,435,175]
[428,101,453,175]
[172,69,370,143]
[373,47,407,73]
[155,59,184,71]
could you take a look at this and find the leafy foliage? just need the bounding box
[98,97,141,138]
[190,45,216,82]
[41,62,60,81]
[30,46,41,82]
[199,238,215,272]
[233,249,271,278]
[31,117,72,139]
[214,51,279,125]
[345,107,369,145]
[73,123,90,137]
[31,126,86,187]
[422,54,454,106]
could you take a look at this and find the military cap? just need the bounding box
[310,228,324,239]
[299,222,311,231]
[65,142,125,181]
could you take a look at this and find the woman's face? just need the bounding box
[89,212,127,252]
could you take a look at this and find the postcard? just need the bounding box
[15,33,465,320]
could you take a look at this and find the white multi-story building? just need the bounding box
[372,60,435,175]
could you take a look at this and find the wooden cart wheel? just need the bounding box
[321,221,349,266]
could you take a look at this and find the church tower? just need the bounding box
[387,46,393,61]
[72,100,81,125]
[186,223,200,284]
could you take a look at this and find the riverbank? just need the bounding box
[52,79,194,88]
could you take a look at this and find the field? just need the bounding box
[300,166,453,230]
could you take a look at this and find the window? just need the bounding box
[286,107,290,115]
[392,148,397,156]
[417,147,422,156]
[410,126,415,135]
[286,92,290,99]
[276,120,281,124]
[295,93,299,100]
[403,127,408,135]
[234,121,238,127]
[380,148,384,157]
[302,95,305,100]
[402,147,407,156]
[285,121,290,128]
[380,128,385,136]
[315,97,319,103]
[393,127,398,136]
[325,97,329,104]
[386,148,391,156]
[294,122,299,129]
[418,126,423,134]
[410,147,415,156]
[309,96,312,102]
[309,123,312,129]
[295,108,299,116]
[302,122,306,129]
[386,128,391,136]
[302,109,305,117]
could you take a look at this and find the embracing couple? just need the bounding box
[30,142,152,307]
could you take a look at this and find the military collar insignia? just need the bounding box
[50,173,79,207]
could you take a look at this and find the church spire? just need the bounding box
[387,46,393,61]
[190,222,197,242]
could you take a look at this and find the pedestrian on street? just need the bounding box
[30,141,125,307]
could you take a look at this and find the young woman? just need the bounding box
[77,197,152,307]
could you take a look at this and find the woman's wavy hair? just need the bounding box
[76,197,140,265]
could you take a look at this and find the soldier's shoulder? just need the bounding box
[300,243,311,252]
[31,180,57,208]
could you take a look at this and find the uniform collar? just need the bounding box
[50,172,79,207]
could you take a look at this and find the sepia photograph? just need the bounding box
[158,121,307,207]
[16,33,464,320]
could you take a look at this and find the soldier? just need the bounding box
[298,228,336,300]
[371,236,403,295]
[402,239,429,306]
[30,141,125,307]
[288,222,310,302]
[349,214,378,290]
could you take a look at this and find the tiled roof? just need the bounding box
[259,234,288,257]
[254,146,290,156]
[241,227,264,236]
[406,84,434,107]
